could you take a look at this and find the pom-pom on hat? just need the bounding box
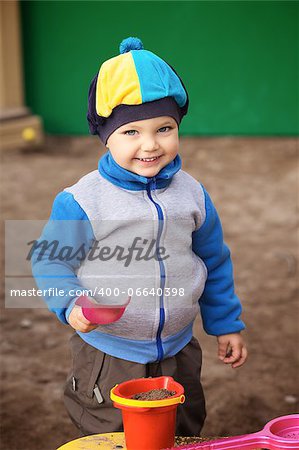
[87,37,189,144]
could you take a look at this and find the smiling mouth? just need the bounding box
[134,156,161,162]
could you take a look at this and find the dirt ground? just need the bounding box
[1,136,298,450]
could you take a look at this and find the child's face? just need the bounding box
[106,116,179,178]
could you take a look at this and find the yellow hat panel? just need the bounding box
[96,52,142,118]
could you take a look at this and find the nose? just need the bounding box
[140,134,159,152]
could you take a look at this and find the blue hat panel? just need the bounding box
[131,50,187,108]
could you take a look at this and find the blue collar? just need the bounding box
[98,151,182,191]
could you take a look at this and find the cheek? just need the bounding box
[115,149,136,167]
[166,136,179,154]
[108,137,135,165]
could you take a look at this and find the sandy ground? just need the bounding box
[1,136,298,450]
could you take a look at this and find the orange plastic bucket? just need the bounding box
[110,376,185,450]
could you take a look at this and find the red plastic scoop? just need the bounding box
[169,415,299,450]
[76,295,131,325]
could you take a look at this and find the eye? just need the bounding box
[124,130,137,136]
[158,126,171,133]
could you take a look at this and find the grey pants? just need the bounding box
[63,333,206,436]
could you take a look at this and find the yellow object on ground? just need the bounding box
[56,433,260,450]
[57,432,126,450]
[22,127,36,141]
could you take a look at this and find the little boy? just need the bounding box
[32,37,247,437]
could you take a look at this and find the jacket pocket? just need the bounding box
[86,350,105,400]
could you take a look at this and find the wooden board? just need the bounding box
[57,432,126,450]
[0,114,43,150]
[56,432,262,449]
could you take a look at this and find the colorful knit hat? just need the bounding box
[87,37,189,144]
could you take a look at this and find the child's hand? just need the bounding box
[217,333,248,368]
[68,305,99,333]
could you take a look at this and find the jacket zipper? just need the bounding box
[146,177,165,361]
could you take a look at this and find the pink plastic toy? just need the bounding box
[76,295,131,324]
[170,414,299,450]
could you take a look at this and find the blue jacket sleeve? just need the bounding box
[31,191,95,324]
[192,185,245,336]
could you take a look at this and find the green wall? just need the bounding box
[21,1,298,136]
